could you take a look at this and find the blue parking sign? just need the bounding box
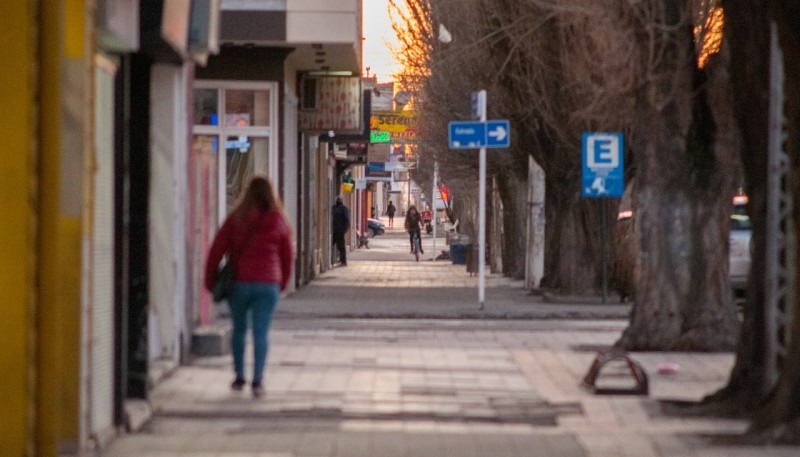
[582,132,624,198]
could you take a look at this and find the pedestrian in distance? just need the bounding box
[404,205,424,254]
[205,176,294,398]
[386,201,396,227]
[331,196,350,266]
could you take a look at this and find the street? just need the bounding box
[102,223,797,457]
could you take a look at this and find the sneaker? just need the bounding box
[252,381,265,398]
[231,378,246,391]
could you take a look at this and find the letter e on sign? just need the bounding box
[587,134,620,169]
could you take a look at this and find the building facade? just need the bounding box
[1,1,364,455]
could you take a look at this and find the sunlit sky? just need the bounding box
[362,0,402,82]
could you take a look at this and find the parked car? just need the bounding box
[366,218,385,237]
[729,194,751,292]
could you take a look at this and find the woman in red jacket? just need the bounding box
[205,176,294,398]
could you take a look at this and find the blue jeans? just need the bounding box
[228,282,280,383]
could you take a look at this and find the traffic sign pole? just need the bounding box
[448,93,510,310]
[477,90,486,309]
[432,161,438,261]
[581,131,624,304]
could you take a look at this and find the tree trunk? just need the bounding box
[618,0,738,351]
[542,169,597,294]
[451,180,477,239]
[680,189,739,350]
[617,1,693,349]
[678,55,740,351]
[699,0,773,413]
[496,172,527,279]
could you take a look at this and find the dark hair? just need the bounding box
[234,176,284,220]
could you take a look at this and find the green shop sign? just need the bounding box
[370,130,391,143]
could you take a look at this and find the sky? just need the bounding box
[362,0,402,82]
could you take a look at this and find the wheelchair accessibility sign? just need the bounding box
[582,132,624,198]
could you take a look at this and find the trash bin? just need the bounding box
[449,234,470,264]
[466,244,480,274]
[450,243,467,265]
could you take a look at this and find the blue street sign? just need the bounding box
[581,132,624,198]
[448,120,511,149]
[449,121,486,148]
[486,120,510,147]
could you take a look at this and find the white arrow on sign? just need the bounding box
[488,125,507,142]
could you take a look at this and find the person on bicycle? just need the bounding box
[404,205,424,254]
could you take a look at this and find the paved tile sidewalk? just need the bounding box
[278,240,631,320]
[102,238,799,457]
[104,317,799,457]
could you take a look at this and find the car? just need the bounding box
[366,218,385,237]
[729,194,751,292]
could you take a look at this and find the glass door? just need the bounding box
[224,136,270,213]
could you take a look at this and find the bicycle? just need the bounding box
[411,231,422,262]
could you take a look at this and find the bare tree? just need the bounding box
[693,0,800,440]
[390,0,502,256]
[392,0,739,350]
[393,0,627,290]
[478,0,739,350]
[615,0,740,351]
[392,0,800,438]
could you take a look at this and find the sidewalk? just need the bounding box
[279,228,631,321]
[102,232,798,457]
[277,263,631,320]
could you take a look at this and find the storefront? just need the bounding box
[191,81,280,325]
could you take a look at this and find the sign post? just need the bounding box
[478,92,487,310]
[581,132,624,303]
[432,161,439,261]
[447,91,510,309]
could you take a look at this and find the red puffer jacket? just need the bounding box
[205,208,294,292]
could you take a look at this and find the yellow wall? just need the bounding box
[0,1,36,456]
[37,0,87,454]
[0,1,88,455]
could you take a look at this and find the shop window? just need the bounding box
[194,89,218,125]
[225,89,270,127]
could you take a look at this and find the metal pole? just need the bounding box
[432,161,438,260]
[600,199,607,304]
[478,90,487,309]
[765,21,791,389]
[407,175,411,213]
